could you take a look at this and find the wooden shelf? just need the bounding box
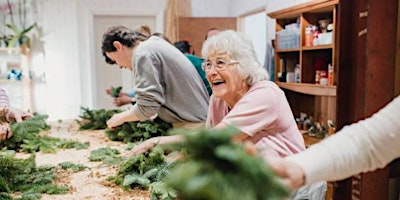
[302,44,333,51]
[276,82,336,96]
[0,47,21,52]
[268,0,338,19]
[302,133,323,147]
[276,48,300,53]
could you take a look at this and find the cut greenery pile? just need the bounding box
[76,107,172,143]
[1,114,89,153]
[0,152,69,200]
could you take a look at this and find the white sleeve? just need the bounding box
[286,96,400,184]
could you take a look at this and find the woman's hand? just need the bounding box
[0,123,12,141]
[264,156,306,190]
[124,137,159,157]
[5,107,32,123]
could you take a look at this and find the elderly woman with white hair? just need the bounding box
[128,30,326,199]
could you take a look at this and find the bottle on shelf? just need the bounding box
[294,64,300,83]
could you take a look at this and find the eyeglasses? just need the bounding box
[201,59,239,72]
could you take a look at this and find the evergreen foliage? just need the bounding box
[58,162,89,172]
[112,146,176,191]
[89,146,124,166]
[0,114,89,153]
[76,107,121,130]
[165,126,289,200]
[0,114,50,150]
[105,117,172,143]
[110,86,123,98]
[0,154,69,199]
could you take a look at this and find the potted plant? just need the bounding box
[6,22,36,50]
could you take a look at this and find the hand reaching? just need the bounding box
[5,107,32,123]
[106,113,126,129]
[124,137,158,157]
[264,156,306,190]
[113,96,134,107]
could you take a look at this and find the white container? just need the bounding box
[294,64,300,83]
[320,78,328,85]
[286,72,295,83]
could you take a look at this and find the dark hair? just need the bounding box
[173,40,191,54]
[101,26,148,64]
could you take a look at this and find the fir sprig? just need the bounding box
[165,126,289,200]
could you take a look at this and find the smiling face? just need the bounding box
[105,41,134,70]
[205,53,248,106]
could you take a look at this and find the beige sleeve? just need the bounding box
[287,96,400,184]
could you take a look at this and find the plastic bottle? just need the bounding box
[328,64,334,85]
[295,64,300,83]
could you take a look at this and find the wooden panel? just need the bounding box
[177,17,237,57]
[396,0,400,96]
[335,0,398,198]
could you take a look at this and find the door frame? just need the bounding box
[76,2,164,109]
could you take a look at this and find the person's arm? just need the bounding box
[113,95,135,107]
[106,109,141,129]
[275,96,400,188]
[125,135,185,157]
[0,89,10,107]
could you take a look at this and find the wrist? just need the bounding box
[153,136,161,147]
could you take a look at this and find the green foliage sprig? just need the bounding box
[105,117,172,143]
[110,86,123,98]
[165,126,289,200]
[0,114,50,150]
[0,154,69,199]
[76,107,121,130]
[58,162,89,172]
[111,146,176,191]
[0,114,89,153]
[89,146,124,166]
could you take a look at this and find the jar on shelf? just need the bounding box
[305,25,314,47]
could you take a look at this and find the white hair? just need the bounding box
[201,30,269,86]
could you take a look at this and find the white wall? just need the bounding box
[30,0,313,120]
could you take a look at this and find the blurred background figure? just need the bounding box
[204,27,220,40]
[135,25,152,37]
[174,40,212,96]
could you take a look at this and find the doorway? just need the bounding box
[93,15,155,109]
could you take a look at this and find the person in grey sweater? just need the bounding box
[101,26,209,129]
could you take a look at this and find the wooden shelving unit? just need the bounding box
[268,0,338,127]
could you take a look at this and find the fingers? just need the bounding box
[0,124,10,141]
[14,114,22,123]
[6,129,12,139]
[107,115,122,129]
[105,89,111,95]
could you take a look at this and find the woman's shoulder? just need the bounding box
[250,80,282,93]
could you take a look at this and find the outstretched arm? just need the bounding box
[267,96,400,189]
